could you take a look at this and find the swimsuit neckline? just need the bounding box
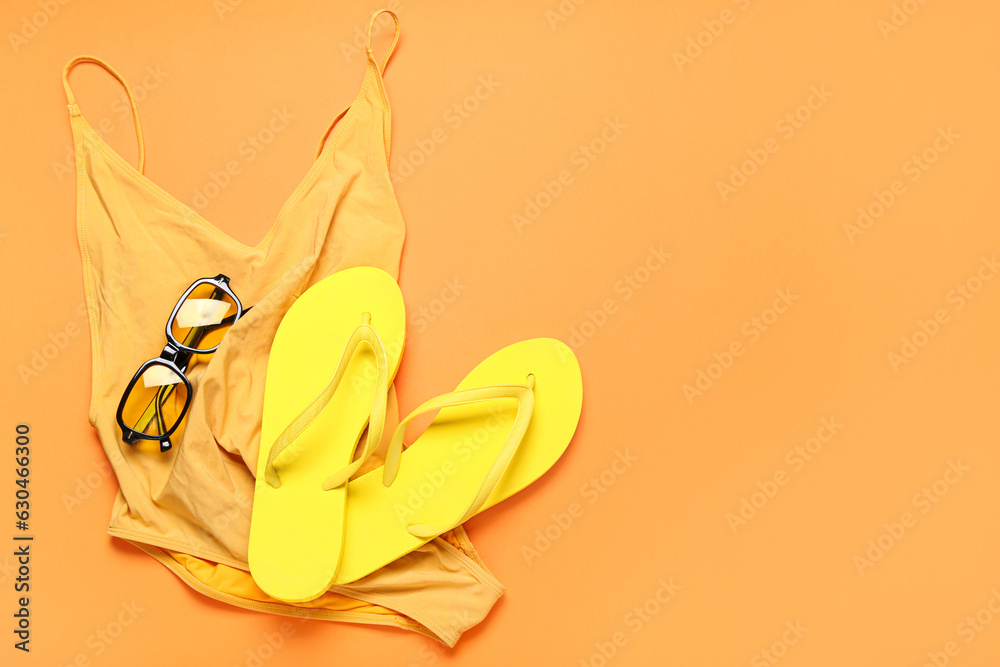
[68,61,374,254]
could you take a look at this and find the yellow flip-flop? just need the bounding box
[248,267,404,602]
[332,337,582,584]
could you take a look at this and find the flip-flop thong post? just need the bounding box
[332,337,582,584]
[248,267,404,602]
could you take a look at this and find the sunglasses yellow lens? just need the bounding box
[122,365,189,436]
[170,283,238,351]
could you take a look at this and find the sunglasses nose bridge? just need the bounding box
[159,343,181,363]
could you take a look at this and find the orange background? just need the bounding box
[3,0,1000,664]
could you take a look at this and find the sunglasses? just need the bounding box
[116,274,251,452]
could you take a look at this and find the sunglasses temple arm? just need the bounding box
[132,379,183,438]
[154,385,168,435]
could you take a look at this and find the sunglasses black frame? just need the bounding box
[116,274,247,452]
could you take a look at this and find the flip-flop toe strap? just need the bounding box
[264,318,389,489]
[383,376,536,538]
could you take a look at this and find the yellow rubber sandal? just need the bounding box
[248,267,404,602]
[332,337,582,584]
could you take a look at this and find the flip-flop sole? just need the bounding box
[249,266,404,602]
[333,337,582,584]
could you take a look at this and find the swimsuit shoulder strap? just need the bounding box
[314,9,401,161]
[62,56,146,173]
[367,8,400,77]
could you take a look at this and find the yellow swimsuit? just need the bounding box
[62,9,502,646]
